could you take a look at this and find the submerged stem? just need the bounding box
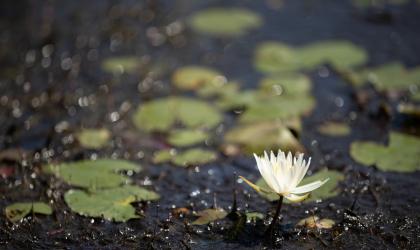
[265,195,284,235]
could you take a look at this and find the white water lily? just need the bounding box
[240,150,329,202]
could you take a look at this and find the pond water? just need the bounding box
[1,0,420,249]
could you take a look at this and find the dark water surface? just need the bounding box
[1,0,420,249]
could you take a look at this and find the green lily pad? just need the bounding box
[172,66,223,91]
[172,148,217,167]
[132,97,222,132]
[224,121,305,155]
[192,208,228,225]
[255,169,344,202]
[317,122,351,136]
[398,103,420,117]
[45,159,141,189]
[168,129,209,147]
[350,62,420,91]
[296,216,335,229]
[76,128,110,149]
[188,8,262,37]
[64,185,159,222]
[5,202,52,222]
[245,212,264,223]
[102,56,141,74]
[350,132,420,172]
[197,81,240,98]
[152,149,175,164]
[259,74,311,97]
[255,40,367,74]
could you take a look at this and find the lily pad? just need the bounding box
[255,169,344,202]
[64,185,159,222]
[245,212,264,223]
[350,132,420,172]
[45,159,142,189]
[188,8,262,37]
[296,216,335,229]
[351,62,420,91]
[317,122,351,136]
[168,129,209,147]
[259,74,312,97]
[132,97,222,132]
[255,40,367,74]
[224,121,305,155]
[76,128,111,149]
[102,56,141,74]
[172,66,223,91]
[152,149,175,164]
[192,208,228,225]
[172,148,217,167]
[398,103,420,117]
[5,202,52,222]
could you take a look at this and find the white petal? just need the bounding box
[283,193,309,202]
[290,178,329,194]
[255,153,281,193]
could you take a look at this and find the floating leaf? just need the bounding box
[102,56,141,74]
[349,62,420,91]
[76,128,110,149]
[317,122,351,136]
[350,132,420,172]
[188,8,262,37]
[5,202,52,222]
[45,159,141,189]
[255,169,344,202]
[64,185,159,222]
[197,81,239,98]
[224,121,305,155]
[192,208,228,225]
[259,74,311,97]
[172,66,223,90]
[152,149,175,164]
[132,97,222,132]
[255,41,367,74]
[296,216,335,229]
[172,148,217,167]
[397,103,420,117]
[168,129,209,147]
[245,212,264,223]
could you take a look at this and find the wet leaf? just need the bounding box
[188,8,262,37]
[255,169,344,202]
[172,148,217,167]
[245,212,264,223]
[172,66,223,90]
[76,128,110,149]
[350,62,420,91]
[350,132,420,172]
[192,208,228,225]
[296,216,335,229]
[224,121,305,155]
[168,129,209,147]
[64,185,159,222]
[259,74,311,97]
[397,103,420,117]
[317,122,351,136]
[102,56,141,74]
[132,97,222,132]
[5,202,52,222]
[45,159,141,189]
[152,149,175,164]
[197,81,239,98]
[255,41,367,74]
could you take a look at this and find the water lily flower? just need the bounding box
[240,150,329,202]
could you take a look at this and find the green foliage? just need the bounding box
[152,148,217,167]
[132,97,222,132]
[5,202,52,222]
[192,208,228,225]
[76,128,110,149]
[188,8,262,37]
[255,40,367,74]
[168,129,209,147]
[350,132,420,172]
[317,122,351,136]
[64,185,159,222]
[101,56,141,74]
[45,159,141,190]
